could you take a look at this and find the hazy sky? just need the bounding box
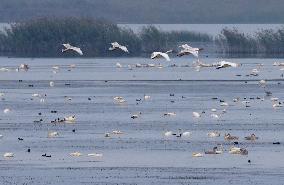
[0,0,284,23]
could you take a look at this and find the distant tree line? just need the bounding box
[1,17,284,58]
[0,17,212,57]
[216,27,284,57]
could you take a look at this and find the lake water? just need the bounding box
[0,56,283,184]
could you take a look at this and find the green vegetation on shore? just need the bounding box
[0,18,211,57]
[1,17,284,57]
[216,27,284,57]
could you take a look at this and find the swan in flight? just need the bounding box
[216,61,240,69]
[62,43,83,55]
[151,50,172,61]
[177,44,203,58]
[109,42,129,53]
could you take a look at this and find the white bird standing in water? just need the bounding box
[62,43,83,55]
[151,50,172,61]
[109,42,129,53]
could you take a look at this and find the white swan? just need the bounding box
[49,81,55,87]
[273,103,283,108]
[182,131,191,137]
[112,130,123,134]
[192,112,201,118]
[19,64,29,71]
[48,131,59,138]
[220,102,229,106]
[62,43,83,55]
[3,108,11,114]
[192,152,203,157]
[109,42,129,53]
[3,152,14,157]
[151,50,172,61]
[273,62,284,66]
[116,62,122,68]
[211,113,220,119]
[164,112,176,116]
[88,153,103,157]
[70,152,82,156]
[64,115,76,122]
[144,95,151,100]
[164,131,173,137]
[216,61,240,69]
[0,68,9,72]
[177,44,203,58]
[207,131,221,137]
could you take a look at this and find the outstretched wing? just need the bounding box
[119,45,129,53]
[62,43,71,49]
[159,53,170,61]
[71,47,83,55]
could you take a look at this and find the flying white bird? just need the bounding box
[216,61,240,69]
[109,42,129,53]
[62,43,83,55]
[151,50,172,61]
[177,44,203,58]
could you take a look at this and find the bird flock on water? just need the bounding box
[0,41,283,162]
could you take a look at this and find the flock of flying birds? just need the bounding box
[0,41,283,160]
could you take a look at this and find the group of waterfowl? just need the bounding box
[0,41,283,165]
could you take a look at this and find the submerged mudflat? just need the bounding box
[0,57,283,185]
